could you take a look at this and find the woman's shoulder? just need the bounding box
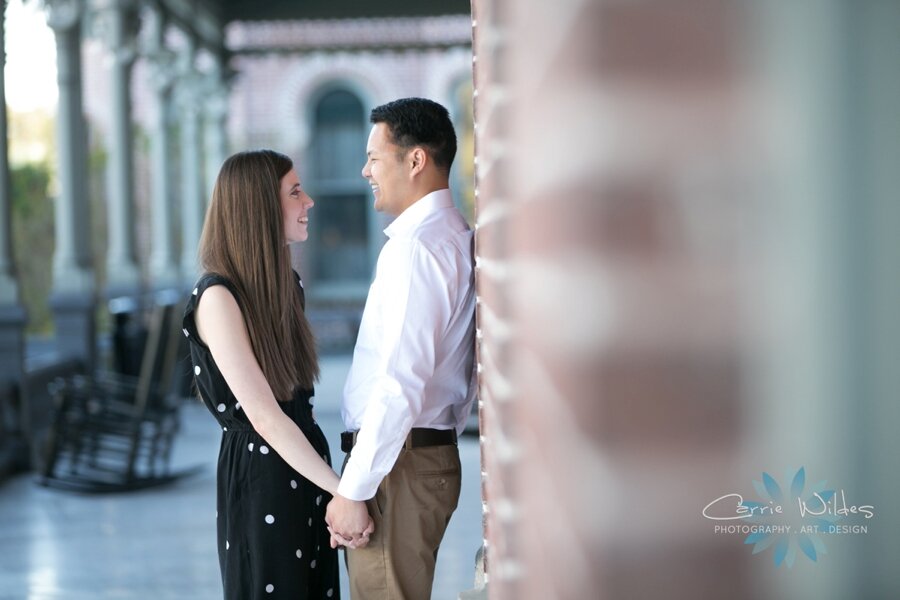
[193,271,236,293]
[191,273,245,315]
[183,273,244,346]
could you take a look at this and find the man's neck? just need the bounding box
[395,182,450,216]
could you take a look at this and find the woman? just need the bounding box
[182,150,371,599]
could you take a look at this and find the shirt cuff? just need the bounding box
[336,460,383,501]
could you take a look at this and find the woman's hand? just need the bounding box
[326,496,375,549]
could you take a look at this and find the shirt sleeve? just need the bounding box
[337,240,452,501]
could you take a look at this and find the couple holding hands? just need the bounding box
[183,97,476,599]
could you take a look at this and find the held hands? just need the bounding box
[325,494,374,549]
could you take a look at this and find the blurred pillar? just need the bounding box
[96,0,141,297]
[0,0,26,378]
[46,0,97,370]
[145,4,179,290]
[749,1,900,597]
[202,51,229,202]
[855,3,900,594]
[0,0,28,476]
[176,33,204,284]
[472,0,747,598]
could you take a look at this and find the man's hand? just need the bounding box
[325,494,374,549]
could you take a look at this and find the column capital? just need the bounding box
[87,0,141,67]
[43,0,84,32]
[141,3,180,94]
[173,77,201,112]
[147,48,177,93]
[203,85,229,119]
[171,32,200,103]
[201,62,230,117]
[89,0,138,10]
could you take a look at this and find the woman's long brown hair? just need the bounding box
[198,149,319,400]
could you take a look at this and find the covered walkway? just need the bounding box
[0,355,483,599]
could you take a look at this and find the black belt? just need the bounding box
[341,428,457,453]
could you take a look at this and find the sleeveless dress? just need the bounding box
[182,273,340,600]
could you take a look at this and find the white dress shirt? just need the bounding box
[338,189,476,501]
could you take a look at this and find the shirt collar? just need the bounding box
[383,189,454,239]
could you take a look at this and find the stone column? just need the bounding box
[46,0,97,369]
[203,52,229,201]
[0,0,28,477]
[175,34,205,283]
[145,5,178,290]
[0,0,26,378]
[95,0,141,297]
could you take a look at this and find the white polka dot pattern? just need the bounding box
[186,272,337,595]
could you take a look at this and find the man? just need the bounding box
[325,97,476,599]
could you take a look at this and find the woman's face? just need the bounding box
[280,168,314,244]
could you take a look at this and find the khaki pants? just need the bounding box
[345,444,461,600]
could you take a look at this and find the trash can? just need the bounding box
[108,297,147,377]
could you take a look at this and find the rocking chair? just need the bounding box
[39,294,200,492]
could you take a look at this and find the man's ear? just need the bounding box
[409,147,427,176]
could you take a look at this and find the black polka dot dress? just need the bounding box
[183,273,340,600]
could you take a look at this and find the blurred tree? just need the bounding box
[10,162,54,335]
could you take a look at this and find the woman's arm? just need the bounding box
[195,285,341,495]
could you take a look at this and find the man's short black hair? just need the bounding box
[370,97,457,173]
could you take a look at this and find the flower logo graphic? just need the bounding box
[741,467,840,567]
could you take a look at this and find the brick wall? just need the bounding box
[472,1,750,597]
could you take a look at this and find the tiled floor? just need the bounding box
[0,355,483,600]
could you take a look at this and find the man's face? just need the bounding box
[361,123,411,216]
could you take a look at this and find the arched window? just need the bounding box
[308,89,372,297]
